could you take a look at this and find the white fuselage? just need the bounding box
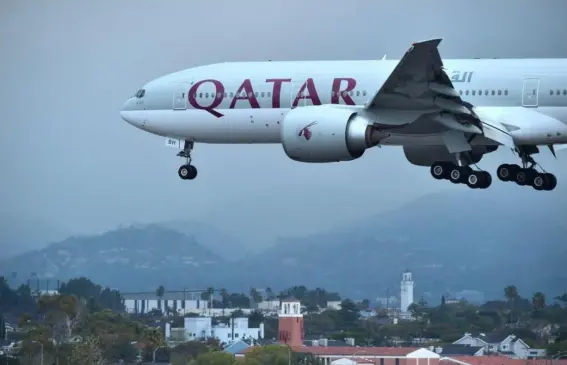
[121,59,567,147]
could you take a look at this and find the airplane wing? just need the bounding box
[364,39,506,149]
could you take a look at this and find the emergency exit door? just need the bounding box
[522,78,540,107]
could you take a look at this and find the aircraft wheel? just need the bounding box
[449,166,470,184]
[178,165,198,180]
[496,164,518,182]
[430,162,450,180]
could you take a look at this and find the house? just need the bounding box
[183,316,264,344]
[452,332,545,359]
[433,344,484,356]
[223,339,251,355]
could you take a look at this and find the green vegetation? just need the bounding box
[2,277,567,364]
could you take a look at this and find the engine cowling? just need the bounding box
[403,145,498,166]
[281,105,383,163]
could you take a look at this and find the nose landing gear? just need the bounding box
[177,141,198,180]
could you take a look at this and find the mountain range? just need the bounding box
[1,183,566,301]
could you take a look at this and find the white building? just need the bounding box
[256,300,280,312]
[123,292,209,315]
[453,332,546,359]
[183,316,264,345]
[400,270,414,314]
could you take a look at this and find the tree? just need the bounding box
[338,299,359,329]
[193,351,235,365]
[220,288,229,308]
[248,310,265,328]
[170,341,210,365]
[250,288,262,305]
[265,287,275,300]
[68,335,104,365]
[532,292,546,310]
[244,345,293,365]
[156,285,165,299]
[504,285,519,303]
[37,294,83,345]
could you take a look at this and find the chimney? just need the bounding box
[435,347,442,354]
[345,338,355,346]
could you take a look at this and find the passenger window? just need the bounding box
[465,90,469,95]
[205,92,209,98]
[498,90,501,95]
[459,90,463,95]
[349,91,354,96]
[504,90,508,96]
[491,90,495,96]
[356,91,360,96]
[485,90,488,95]
[217,93,222,98]
[362,91,367,96]
[563,90,567,96]
[472,90,476,96]
[230,92,234,97]
[557,90,561,96]
[254,92,258,97]
[261,92,265,98]
[550,90,554,95]
[199,93,203,98]
[268,92,272,97]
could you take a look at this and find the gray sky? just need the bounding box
[1,0,567,250]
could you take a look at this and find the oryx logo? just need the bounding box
[297,121,318,141]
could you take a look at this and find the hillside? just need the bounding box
[155,220,253,261]
[2,183,565,300]
[0,225,233,291]
[232,182,567,300]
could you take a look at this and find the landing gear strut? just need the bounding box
[177,141,198,180]
[430,161,492,189]
[496,147,556,191]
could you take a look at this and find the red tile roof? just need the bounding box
[442,356,567,365]
[295,346,418,356]
[239,346,417,356]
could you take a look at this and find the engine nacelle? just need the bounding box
[403,145,498,166]
[281,105,382,163]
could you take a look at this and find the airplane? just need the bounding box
[120,38,567,191]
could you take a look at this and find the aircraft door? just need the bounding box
[522,78,539,107]
[173,82,190,110]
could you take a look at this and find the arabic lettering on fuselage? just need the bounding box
[450,71,474,83]
[187,78,357,118]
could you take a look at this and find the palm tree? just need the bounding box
[504,285,518,303]
[532,292,546,310]
[156,285,165,298]
[220,288,229,308]
[249,288,262,306]
[265,287,275,300]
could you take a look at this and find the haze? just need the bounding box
[1,0,566,253]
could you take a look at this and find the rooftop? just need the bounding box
[442,357,567,365]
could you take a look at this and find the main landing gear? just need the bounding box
[430,161,492,189]
[496,148,556,191]
[177,141,198,180]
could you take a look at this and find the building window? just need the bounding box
[380,358,384,365]
[395,358,400,365]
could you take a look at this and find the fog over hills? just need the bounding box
[1,185,565,300]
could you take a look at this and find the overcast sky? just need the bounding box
[1,0,566,251]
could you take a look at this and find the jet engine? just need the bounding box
[281,105,387,163]
[403,145,498,166]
